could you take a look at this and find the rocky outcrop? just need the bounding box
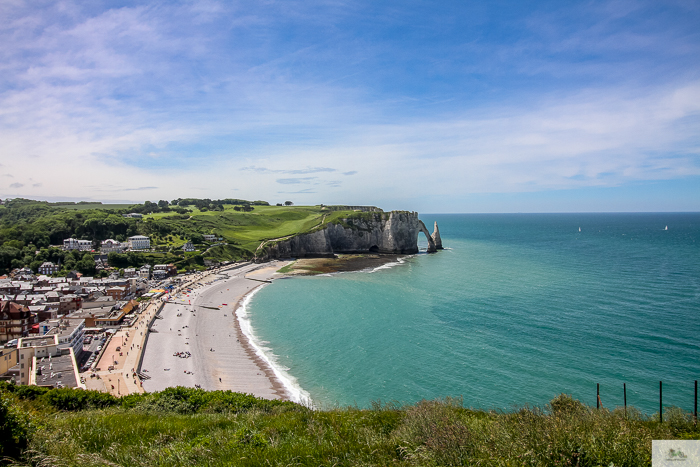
[258,211,442,261]
[432,221,443,249]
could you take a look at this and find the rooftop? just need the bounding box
[34,352,78,388]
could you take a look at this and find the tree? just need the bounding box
[284,201,293,206]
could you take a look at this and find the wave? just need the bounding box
[365,255,412,273]
[236,285,313,407]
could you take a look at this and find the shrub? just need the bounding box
[0,391,32,459]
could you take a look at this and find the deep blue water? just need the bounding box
[246,213,700,414]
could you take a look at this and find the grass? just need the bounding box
[3,387,699,467]
[185,205,345,253]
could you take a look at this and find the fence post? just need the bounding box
[623,383,627,418]
[659,381,663,423]
[597,383,600,409]
[695,380,697,425]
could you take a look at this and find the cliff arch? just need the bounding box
[418,220,437,253]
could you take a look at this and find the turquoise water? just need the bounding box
[247,213,700,414]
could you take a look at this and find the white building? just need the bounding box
[16,334,85,388]
[63,238,93,251]
[100,239,126,254]
[128,235,150,250]
[139,265,151,279]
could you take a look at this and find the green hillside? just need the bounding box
[1,383,697,466]
[0,198,367,274]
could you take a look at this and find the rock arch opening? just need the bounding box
[418,220,437,253]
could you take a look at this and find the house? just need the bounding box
[38,262,60,275]
[127,235,150,250]
[123,268,137,278]
[182,241,195,252]
[105,286,127,301]
[58,295,82,315]
[139,265,151,279]
[0,301,32,343]
[100,239,126,254]
[153,264,177,280]
[122,213,143,219]
[63,238,93,251]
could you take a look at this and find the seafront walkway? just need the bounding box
[85,300,162,396]
[85,263,255,397]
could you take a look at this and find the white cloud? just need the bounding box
[0,1,698,212]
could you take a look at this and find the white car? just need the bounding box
[96,346,102,351]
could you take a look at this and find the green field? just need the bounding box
[148,205,356,254]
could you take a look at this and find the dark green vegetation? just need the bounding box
[0,198,366,274]
[1,382,698,466]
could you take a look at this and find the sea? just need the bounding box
[242,213,700,414]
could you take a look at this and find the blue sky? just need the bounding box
[1,0,698,212]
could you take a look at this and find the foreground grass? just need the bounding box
[3,386,699,467]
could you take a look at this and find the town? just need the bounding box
[0,231,233,394]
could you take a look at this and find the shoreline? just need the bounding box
[229,269,296,402]
[140,262,294,401]
[277,253,408,276]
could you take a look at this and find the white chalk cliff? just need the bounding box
[258,211,441,260]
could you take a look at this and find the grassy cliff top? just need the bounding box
[2,384,698,466]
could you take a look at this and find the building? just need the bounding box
[41,318,85,356]
[123,268,138,278]
[0,301,32,343]
[16,335,84,388]
[128,235,150,250]
[38,262,60,275]
[153,264,176,280]
[105,286,127,301]
[58,295,82,315]
[203,235,217,242]
[63,238,93,251]
[100,239,126,254]
[182,241,195,252]
[0,347,18,377]
[122,213,143,219]
[139,265,151,279]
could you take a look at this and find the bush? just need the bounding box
[41,388,119,411]
[0,391,32,459]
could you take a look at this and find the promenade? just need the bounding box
[85,263,265,397]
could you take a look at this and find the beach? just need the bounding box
[140,261,292,400]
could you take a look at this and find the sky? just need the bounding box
[0,0,699,213]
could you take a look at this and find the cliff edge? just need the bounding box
[257,211,440,261]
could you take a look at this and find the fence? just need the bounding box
[596,380,698,423]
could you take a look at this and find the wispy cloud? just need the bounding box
[242,166,337,175]
[0,1,698,211]
[276,177,318,185]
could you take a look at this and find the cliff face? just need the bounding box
[259,211,437,261]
